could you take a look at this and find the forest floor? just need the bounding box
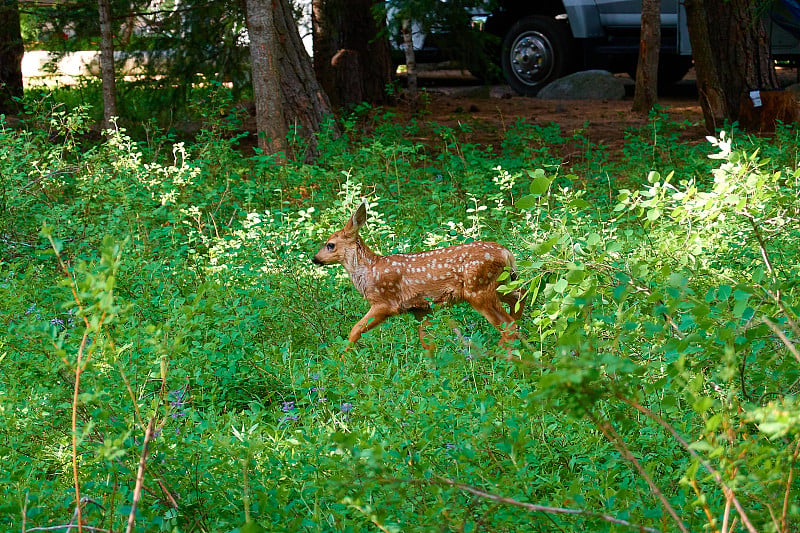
[378,68,710,166]
[384,66,800,153]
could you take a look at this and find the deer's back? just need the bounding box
[364,241,514,312]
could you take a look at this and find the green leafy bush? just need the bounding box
[1,94,798,532]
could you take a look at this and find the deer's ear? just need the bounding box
[346,201,368,232]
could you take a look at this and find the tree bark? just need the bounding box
[632,0,660,113]
[98,0,118,129]
[274,0,333,159]
[401,19,418,112]
[703,0,796,131]
[245,0,287,156]
[683,0,726,131]
[312,0,393,108]
[247,0,332,160]
[0,0,24,115]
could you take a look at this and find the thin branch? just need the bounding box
[71,329,90,533]
[618,396,757,533]
[782,437,800,532]
[381,476,663,532]
[721,485,733,533]
[689,477,719,533]
[590,415,689,533]
[762,317,800,364]
[125,417,156,533]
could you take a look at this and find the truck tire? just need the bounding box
[501,15,574,96]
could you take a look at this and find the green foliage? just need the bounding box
[1,94,799,532]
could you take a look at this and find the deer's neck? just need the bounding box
[343,238,380,297]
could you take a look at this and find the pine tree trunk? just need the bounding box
[274,0,333,159]
[246,0,333,160]
[703,0,796,131]
[632,0,660,113]
[0,0,24,115]
[401,19,418,112]
[312,0,392,108]
[98,0,118,129]
[683,0,726,131]
[245,0,287,156]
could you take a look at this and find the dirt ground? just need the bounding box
[387,66,800,152]
[378,69,705,157]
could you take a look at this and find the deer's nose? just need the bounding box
[312,255,324,265]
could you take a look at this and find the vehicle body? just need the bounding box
[394,0,800,96]
[484,0,800,95]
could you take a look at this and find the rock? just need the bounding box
[490,85,515,99]
[538,70,626,101]
[785,83,800,97]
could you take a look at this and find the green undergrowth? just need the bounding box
[1,88,799,532]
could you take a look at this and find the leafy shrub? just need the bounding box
[1,95,798,532]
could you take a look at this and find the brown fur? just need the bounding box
[312,202,525,348]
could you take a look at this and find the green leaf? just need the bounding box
[515,195,537,209]
[533,235,560,256]
[529,175,552,195]
[553,278,568,293]
[717,284,732,301]
[241,521,265,533]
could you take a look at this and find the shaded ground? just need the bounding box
[387,65,800,152]
[385,70,709,165]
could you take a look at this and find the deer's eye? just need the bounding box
[326,242,335,251]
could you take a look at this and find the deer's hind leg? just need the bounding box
[466,293,519,346]
[499,289,526,321]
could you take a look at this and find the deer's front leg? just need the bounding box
[411,308,434,351]
[348,305,392,344]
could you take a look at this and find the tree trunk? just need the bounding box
[632,0,660,113]
[97,0,118,129]
[274,0,333,160]
[0,0,24,115]
[401,19,418,112]
[683,0,726,131]
[703,0,796,131]
[312,0,393,108]
[245,0,287,156]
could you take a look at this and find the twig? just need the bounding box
[125,417,155,533]
[762,317,800,364]
[721,484,733,533]
[21,492,28,532]
[782,437,800,532]
[24,527,110,532]
[591,415,689,533]
[746,214,775,277]
[381,476,663,532]
[618,396,757,533]
[689,477,719,533]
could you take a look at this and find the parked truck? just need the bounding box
[414,0,800,96]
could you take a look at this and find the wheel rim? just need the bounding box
[509,30,555,86]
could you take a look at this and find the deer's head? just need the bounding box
[312,201,368,266]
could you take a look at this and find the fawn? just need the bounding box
[312,201,525,348]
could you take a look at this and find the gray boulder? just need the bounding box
[538,70,626,100]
